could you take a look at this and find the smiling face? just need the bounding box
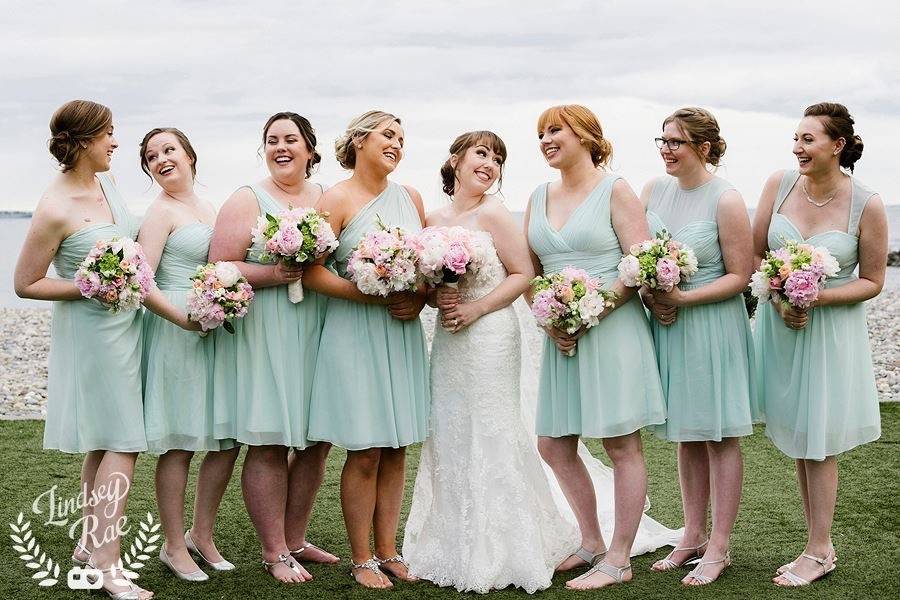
[82,124,117,172]
[264,118,314,181]
[793,116,844,176]
[358,118,404,174]
[143,132,194,191]
[451,142,503,195]
[538,120,587,170]
[658,120,706,177]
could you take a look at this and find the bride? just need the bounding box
[402,131,680,593]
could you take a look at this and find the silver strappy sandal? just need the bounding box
[350,557,392,588]
[72,540,92,567]
[374,554,420,581]
[566,560,632,590]
[261,553,304,581]
[775,551,835,587]
[651,539,708,571]
[683,551,731,586]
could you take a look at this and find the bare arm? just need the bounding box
[137,202,196,329]
[208,187,301,289]
[14,200,82,301]
[522,196,544,304]
[654,189,753,307]
[606,178,646,307]
[815,194,887,306]
[752,171,783,269]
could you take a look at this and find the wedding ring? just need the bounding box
[452,319,458,326]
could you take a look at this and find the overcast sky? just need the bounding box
[1,0,898,214]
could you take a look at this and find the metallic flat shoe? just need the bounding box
[185,530,235,571]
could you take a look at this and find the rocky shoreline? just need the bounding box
[1,292,898,420]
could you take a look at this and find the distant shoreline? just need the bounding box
[0,211,31,218]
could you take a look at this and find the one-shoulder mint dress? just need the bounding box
[754,170,881,460]
[142,223,235,453]
[44,173,147,453]
[527,176,666,438]
[308,182,430,450]
[646,176,758,442]
[211,185,328,448]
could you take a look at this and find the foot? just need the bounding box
[566,559,632,590]
[555,545,607,572]
[651,539,708,571]
[160,543,204,578]
[773,550,835,587]
[776,549,837,575]
[351,558,393,589]
[185,530,234,571]
[682,551,730,586]
[262,553,311,584]
[289,541,340,564]
[72,541,92,566]
[375,554,420,582]
[90,563,154,600]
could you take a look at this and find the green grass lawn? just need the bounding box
[1,405,897,599]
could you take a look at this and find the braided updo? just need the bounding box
[48,100,113,172]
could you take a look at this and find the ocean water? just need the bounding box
[2,206,899,309]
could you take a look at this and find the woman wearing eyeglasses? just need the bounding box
[640,107,757,586]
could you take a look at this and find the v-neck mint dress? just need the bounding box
[308,182,431,450]
[754,170,881,460]
[647,176,758,442]
[142,223,235,453]
[527,176,666,438]
[44,173,147,453]
[211,185,328,448]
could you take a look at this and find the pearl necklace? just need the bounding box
[803,182,837,208]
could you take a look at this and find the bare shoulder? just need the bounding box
[402,184,424,204]
[31,192,69,229]
[610,177,640,206]
[425,203,452,226]
[718,188,746,211]
[860,193,887,224]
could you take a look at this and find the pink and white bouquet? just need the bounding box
[186,261,255,334]
[530,266,617,357]
[416,225,490,287]
[617,230,698,292]
[347,216,420,297]
[750,241,839,309]
[251,207,339,303]
[74,237,154,313]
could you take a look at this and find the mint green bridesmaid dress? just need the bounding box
[44,173,147,453]
[142,223,235,453]
[646,176,758,442]
[308,182,430,450]
[211,185,327,448]
[755,170,881,460]
[527,176,666,438]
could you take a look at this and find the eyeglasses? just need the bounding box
[654,137,690,151]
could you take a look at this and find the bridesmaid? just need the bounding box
[208,112,337,584]
[13,100,189,600]
[640,107,757,585]
[752,102,886,587]
[137,127,240,581]
[304,110,430,590]
[524,104,666,590]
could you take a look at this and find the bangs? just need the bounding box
[471,131,507,162]
[537,106,568,133]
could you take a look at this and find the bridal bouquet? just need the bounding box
[530,267,617,356]
[416,226,490,287]
[74,237,154,313]
[347,216,421,297]
[617,230,698,292]
[186,261,255,333]
[750,241,839,309]
[251,207,339,302]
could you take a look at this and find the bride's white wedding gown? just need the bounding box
[403,232,681,594]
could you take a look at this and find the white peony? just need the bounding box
[749,270,771,302]
[617,254,641,287]
[813,246,840,278]
[214,261,242,288]
[680,248,699,277]
[578,293,605,327]
[250,216,269,246]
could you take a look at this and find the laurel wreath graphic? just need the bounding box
[120,512,160,575]
[9,512,60,587]
[8,511,160,588]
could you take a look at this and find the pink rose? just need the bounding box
[445,241,470,274]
